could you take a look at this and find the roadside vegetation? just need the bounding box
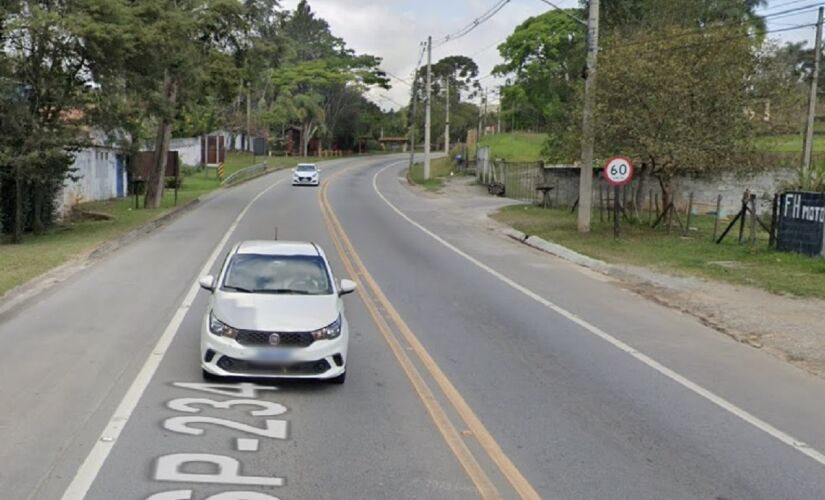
[409,157,456,191]
[477,133,544,162]
[0,153,312,297]
[494,205,825,299]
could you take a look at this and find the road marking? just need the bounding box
[371,162,825,469]
[236,438,260,452]
[321,168,539,499]
[61,174,289,500]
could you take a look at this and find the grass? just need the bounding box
[477,132,546,162]
[754,134,825,153]
[493,205,825,299]
[409,157,455,191]
[0,152,316,297]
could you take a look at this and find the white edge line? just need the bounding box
[370,161,825,468]
[61,176,287,500]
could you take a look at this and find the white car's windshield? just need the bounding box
[223,254,332,295]
[297,165,316,172]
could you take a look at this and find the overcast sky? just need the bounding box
[281,0,823,111]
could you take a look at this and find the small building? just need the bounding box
[378,136,408,152]
[56,130,127,218]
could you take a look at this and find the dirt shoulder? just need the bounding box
[418,175,825,379]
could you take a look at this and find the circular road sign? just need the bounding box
[603,156,634,187]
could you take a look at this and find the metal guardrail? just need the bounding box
[221,162,272,187]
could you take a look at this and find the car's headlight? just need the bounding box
[311,316,341,340]
[209,311,239,339]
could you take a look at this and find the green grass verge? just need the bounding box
[493,205,825,299]
[478,132,545,162]
[0,153,317,297]
[409,157,455,191]
[753,134,825,153]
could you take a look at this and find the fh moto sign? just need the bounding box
[603,156,634,187]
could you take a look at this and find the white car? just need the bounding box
[292,163,320,186]
[198,241,356,384]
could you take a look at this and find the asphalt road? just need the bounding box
[3,154,825,500]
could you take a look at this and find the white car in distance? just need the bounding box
[292,163,320,186]
[198,241,356,384]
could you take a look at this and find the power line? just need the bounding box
[433,0,512,48]
[610,22,816,56]
[759,0,816,12]
[384,70,411,87]
[761,3,825,20]
[534,0,586,25]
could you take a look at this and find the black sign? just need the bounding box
[776,192,825,256]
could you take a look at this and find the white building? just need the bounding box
[56,130,127,218]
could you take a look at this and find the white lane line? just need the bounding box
[370,162,825,468]
[61,176,287,500]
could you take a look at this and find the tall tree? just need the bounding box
[124,0,248,209]
[493,9,585,156]
[594,24,757,210]
[0,0,132,241]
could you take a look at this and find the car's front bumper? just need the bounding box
[292,176,319,185]
[201,317,347,379]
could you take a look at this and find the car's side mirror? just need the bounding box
[339,279,357,296]
[199,275,215,292]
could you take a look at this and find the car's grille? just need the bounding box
[236,330,315,348]
[217,356,330,376]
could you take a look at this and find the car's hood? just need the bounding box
[212,292,338,332]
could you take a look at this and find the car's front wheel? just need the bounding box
[328,371,346,385]
[202,368,223,381]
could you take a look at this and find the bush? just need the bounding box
[165,176,183,189]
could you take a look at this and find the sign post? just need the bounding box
[603,156,634,239]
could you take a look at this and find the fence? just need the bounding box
[501,161,544,203]
[222,162,273,187]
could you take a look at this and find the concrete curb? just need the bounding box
[500,227,690,289]
[503,230,614,274]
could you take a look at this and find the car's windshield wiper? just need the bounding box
[254,288,312,295]
[223,285,253,293]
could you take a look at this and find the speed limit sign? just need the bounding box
[603,156,634,187]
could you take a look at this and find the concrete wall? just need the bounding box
[169,138,201,167]
[539,166,797,216]
[56,147,125,217]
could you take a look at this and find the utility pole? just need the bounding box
[577,0,600,233]
[246,83,252,153]
[408,44,421,171]
[477,96,483,142]
[802,6,823,184]
[444,77,451,155]
[424,36,432,180]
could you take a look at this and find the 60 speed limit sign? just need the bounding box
[603,156,634,187]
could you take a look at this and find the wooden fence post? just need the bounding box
[684,192,694,236]
[749,194,757,245]
[769,193,779,248]
[712,194,722,241]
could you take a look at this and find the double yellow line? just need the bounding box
[319,165,541,500]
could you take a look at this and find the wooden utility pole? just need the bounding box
[802,7,824,183]
[577,0,600,233]
[424,35,432,180]
[444,77,450,155]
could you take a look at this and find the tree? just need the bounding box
[594,24,757,211]
[493,9,585,154]
[0,0,132,242]
[121,0,248,209]
[272,1,388,152]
